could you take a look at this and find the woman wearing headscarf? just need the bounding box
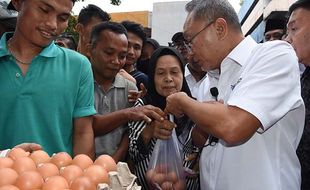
[128,46,200,190]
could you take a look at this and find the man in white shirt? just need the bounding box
[165,0,305,189]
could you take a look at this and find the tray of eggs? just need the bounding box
[0,148,141,190]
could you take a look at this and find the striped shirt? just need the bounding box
[128,98,200,190]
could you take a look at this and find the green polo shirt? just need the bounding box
[0,33,96,156]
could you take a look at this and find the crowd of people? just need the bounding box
[0,0,309,189]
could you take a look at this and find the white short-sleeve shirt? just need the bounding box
[184,64,210,102]
[200,36,305,190]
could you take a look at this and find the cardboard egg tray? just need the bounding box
[97,162,141,190]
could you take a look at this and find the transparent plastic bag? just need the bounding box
[146,116,186,190]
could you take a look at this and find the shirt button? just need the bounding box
[16,73,21,78]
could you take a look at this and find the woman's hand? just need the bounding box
[153,119,176,140]
[142,119,176,144]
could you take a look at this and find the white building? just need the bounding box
[151,1,189,45]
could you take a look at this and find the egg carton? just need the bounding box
[97,162,141,190]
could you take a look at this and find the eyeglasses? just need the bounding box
[184,20,214,51]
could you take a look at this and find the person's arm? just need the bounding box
[118,69,136,84]
[93,105,165,137]
[73,116,95,160]
[191,126,209,147]
[165,92,260,146]
[112,132,129,162]
[128,83,147,103]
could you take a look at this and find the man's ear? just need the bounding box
[214,18,228,40]
[85,43,92,58]
[75,23,84,35]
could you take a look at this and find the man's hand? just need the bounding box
[165,92,188,117]
[14,143,42,153]
[128,83,147,103]
[127,105,165,123]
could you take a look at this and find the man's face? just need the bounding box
[78,17,103,46]
[125,32,143,66]
[15,0,73,47]
[172,38,189,62]
[187,53,205,73]
[90,30,128,80]
[183,12,221,71]
[264,29,284,41]
[286,8,310,65]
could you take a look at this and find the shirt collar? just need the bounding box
[0,32,60,58]
[94,74,127,89]
[0,32,11,57]
[225,36,258,67]
[184,63,191,78]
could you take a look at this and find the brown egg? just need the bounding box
[0,168,18,186]
[161,181,173,190]
[70,176,96,190]
[83,165,109,185]
[155,164,168,173]
[60,165,83,185]
[0,157,14,169]
[50,152,72,169]
[12,157,36,174]
[7,148,30,160]
[0,185,20,190]
[167,171,178,183]
[94,154,117,172]
[37,163,59,180]
[42,176,69,190]
[152,172,166,186]
[15,171,44,190]
[30,150,50,165]
[72,154,93,170]
[173,179,186,190]
[146,169,155,183]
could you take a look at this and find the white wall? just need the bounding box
[151,1,189,46]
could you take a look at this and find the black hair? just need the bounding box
[55,32,77,50]
[77,4,111,25]
[121,20,146,43]
[90,21,128,47]
[171,32,184,43]
[289,0,310,16]
[7,0,77,11]
[144,38,160,49]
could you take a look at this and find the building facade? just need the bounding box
[239,0,296,42]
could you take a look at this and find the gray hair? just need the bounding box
[186,0,242,32]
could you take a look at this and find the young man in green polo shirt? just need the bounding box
[0,0,96,158]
